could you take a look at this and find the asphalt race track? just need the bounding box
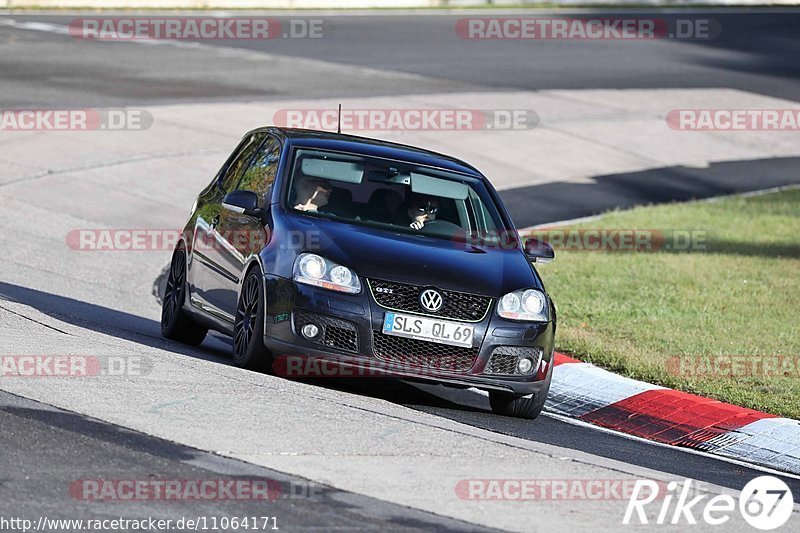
[1,8,799,532]
[5,11,800,105]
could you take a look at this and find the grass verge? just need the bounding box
[531,188,800,419]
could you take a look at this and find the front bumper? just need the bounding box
[262,275,556,396]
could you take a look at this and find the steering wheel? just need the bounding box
[422,219,462,237]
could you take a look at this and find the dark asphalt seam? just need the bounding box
[0,303,72,335]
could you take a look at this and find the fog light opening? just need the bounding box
[301,324,320,339]
[517,357,534,374]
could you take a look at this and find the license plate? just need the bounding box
[382,312,474,348]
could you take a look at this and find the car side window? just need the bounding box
[236,136,281,207]
[467,188,498,234]
[219,132,266,192]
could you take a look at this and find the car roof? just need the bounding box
[260,127,485,178]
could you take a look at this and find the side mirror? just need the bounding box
[222,190,262,218]
[524,237,555,264]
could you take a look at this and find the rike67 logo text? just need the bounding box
[624,476,794,530]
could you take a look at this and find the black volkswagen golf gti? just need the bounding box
[162,127,557,419]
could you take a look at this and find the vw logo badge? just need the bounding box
[419,289,444,313]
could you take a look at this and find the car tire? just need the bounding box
[489,389,548,420]
[488,368,552,420]
[161,244,208,346]
[233,267,273,372]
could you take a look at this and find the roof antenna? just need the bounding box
[337,104,342,134]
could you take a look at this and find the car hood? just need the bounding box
[286,214,538,297]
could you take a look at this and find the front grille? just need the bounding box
[293,311,359,353]
[485,346,543,375]
[368,279,492,322]
[372,331,479,372]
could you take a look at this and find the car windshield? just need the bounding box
[286,148,511,244]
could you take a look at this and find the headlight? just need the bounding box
[497,289,548,321]
[293,253,361,294]
[299,254,326,279]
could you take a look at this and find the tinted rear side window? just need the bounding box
[219,132,266,192]
[237,136,281,207]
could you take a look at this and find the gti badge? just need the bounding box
[419,289,444,313]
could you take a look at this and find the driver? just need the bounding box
[403,194,440,230]
[293,174,333,212]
